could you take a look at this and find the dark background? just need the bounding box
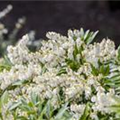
[0,1,120,46]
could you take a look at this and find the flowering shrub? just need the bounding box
[0,28,120,120]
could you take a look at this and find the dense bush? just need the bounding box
[0,28,120,120]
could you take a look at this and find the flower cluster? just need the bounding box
[0,28,120,120]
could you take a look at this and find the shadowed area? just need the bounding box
[0,1,120,46]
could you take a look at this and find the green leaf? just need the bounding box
[31,92,38,105]
[21,98,28,105]
[84,30,90,40]
[100,65,110,76]
[79,103,90,120]
[55,103,68,120]
[1,91,9,105]
[104,69,120,93]
[73,44,79,59]
[19,104,31,112]
[80,28,84,40]
[57,68,67,76]
[46,100,51,119]
[65,58,80,71]
[91,64,98,76]
[85,31,98,45]
[117,45,120,61]
[9,101,21,111]
[104,65,110,76]
[109,96,120,117]
[0,55,12,72]
[16,116,28,120]
[100,65,104,74]
[12,79,28,86]
[0,91,9,114]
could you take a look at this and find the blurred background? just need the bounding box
[0,1,120,46]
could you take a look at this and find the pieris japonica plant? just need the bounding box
[0,28,120,120]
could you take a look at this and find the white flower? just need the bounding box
[0,29,119,119]
[83,39,116,67]
[70,104,86,118]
